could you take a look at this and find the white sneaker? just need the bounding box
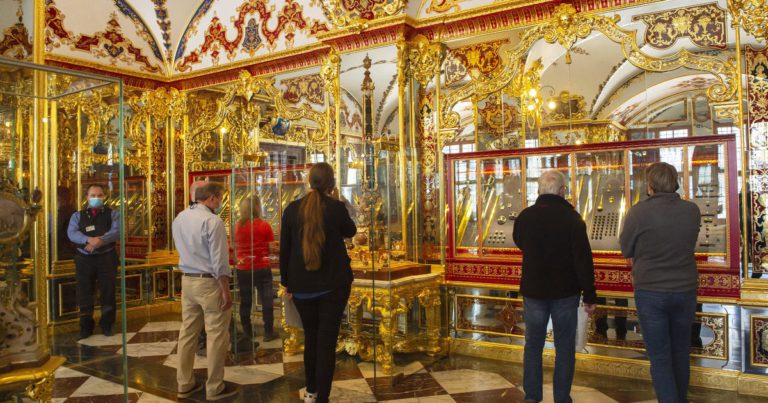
[304,391,317,403]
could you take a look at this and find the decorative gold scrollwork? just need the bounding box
[321,0,406,28]
[441,3,738,129]
[185,70,328,166]
[407,35,446,88]
[728,0,768,40]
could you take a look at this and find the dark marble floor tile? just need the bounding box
[127,330,180,344]
[64,393,139,403]
[368,372,447,401]
[451,387,526,403]
[53,376,90,398]
[282,361,305,376]
[332,360,364,381]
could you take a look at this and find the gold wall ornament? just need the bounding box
[444,40,508,85]
[728,0,768,40]
[408,35,446,88]
[633,3,727,50]
[321,0,407,28]
[547,91,587,121]
[440,3,738,129]
[427,0,462,14]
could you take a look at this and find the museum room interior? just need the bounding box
[0,0,768,401]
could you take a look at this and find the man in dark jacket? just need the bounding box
[513,169,597,403]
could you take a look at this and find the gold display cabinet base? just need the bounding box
[451,338,768,397]
[0,356,66,402]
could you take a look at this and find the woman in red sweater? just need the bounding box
[235,195,278,343]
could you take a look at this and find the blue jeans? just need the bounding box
[523,294,579,403]
[635,288,698,403]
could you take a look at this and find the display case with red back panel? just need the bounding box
[445,134,740,299]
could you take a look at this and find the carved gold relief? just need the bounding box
[441,3,737,129]
[728,0,768,41]
[408,35,446,88]
[322,0,406,28]
[427,0,462,14]
[633,3,727,50]
[444,40,507,85]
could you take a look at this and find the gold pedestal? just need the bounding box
[0,356,65,402]
[281,273,444,375]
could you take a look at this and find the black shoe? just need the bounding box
[78,331,92,340]
[178,381,204,399]
[102,328,114,337]
[207,384,239,401]
[263,332,280,342]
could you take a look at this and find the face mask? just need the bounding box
[88,197,104,208]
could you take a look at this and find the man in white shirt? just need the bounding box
[172,182,238,401]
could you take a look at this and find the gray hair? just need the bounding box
[195,182,224,202]
[538,169,566,196]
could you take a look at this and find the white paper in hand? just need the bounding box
[282,294,303,329]
[575,303,589,353]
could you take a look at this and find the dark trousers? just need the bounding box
[74,250,117,335]
[635,289,698,403]
[523,294,579,403]
[293,286,351,403]
[236,269,274,336]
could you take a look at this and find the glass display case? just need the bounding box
[0,58,125,400]
[446,134,739,297]
[189,165,309,237]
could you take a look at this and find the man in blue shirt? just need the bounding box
[66,183,120,339]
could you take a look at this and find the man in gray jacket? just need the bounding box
[620,162,700,403]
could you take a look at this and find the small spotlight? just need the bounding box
[4,121,10,127]
[528,88,537,97]
[42,117,48,123]
[527,104,535,111]
[547,100,557,110]
[220,127,227,134]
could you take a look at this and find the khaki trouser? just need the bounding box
[177,276,232,398]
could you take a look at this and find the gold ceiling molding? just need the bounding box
[440,3,738,129]
[727,0,768,40]
[322,0,407,28]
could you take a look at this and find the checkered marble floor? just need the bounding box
[49,319,759,402]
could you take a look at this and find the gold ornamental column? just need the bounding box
[407,35,445,262]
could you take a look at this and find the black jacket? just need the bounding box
[512,194,597,304]
[279,194,357,293]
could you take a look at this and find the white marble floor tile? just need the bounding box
[118,341,178,357]
[431,369,513,394]
[357,361,425,379]
[163,352,207,369]
[69,376,138,397]
[77,333,136,347]
[379,396,456,403]
[51,398,68,403]
[527,384,618,403]
[224,363,284,384]
[136,392,175,403]
[139,321,182,333]
[255,336,284,350]
[54,366,91,378]
[282,352,304,362]
[299,379,377,403]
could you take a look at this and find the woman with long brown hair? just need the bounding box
[234,195,277,345]
[279,162,356,403]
